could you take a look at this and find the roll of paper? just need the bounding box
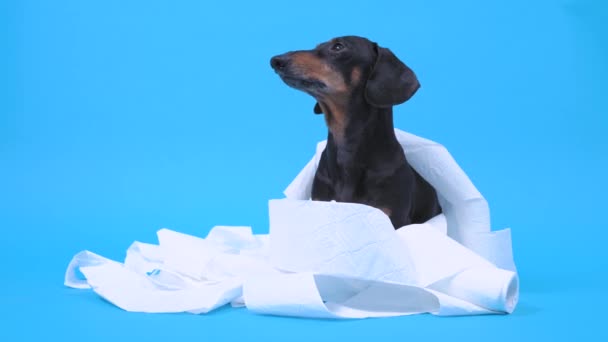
[64,129,518,318]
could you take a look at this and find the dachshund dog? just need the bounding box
[270,36,441,229]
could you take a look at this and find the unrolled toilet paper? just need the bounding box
[65,129,518,318]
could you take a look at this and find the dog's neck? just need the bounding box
[318,97,401,168]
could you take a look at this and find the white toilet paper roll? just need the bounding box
[396,223,518,313]
[428,266,519,313]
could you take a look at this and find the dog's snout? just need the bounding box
[270,55,290,71]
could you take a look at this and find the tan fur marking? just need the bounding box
[380,207,392,217]
[350,67,361,85]
[290,51,351,145]
[291,53,347,93]
[320,100,348,145]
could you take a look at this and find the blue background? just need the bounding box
[1,0,607,340]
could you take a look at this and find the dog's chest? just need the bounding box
[330,167,378,203]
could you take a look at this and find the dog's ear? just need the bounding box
[313,102,323,114]
[365,44,420,108]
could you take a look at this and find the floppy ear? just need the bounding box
[365,45,420,108]
[313,102,323,114]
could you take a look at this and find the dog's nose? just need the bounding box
[270,55,289,71]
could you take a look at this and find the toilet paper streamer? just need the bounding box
[65,129,518,318]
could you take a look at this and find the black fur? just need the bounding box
[271,36,441,229]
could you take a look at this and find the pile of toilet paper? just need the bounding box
[65,129,518,318]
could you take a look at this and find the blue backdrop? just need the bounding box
[1,0,607,340]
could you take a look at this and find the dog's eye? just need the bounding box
[331,43,345,52]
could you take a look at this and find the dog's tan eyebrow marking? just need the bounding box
[350,67,361,85]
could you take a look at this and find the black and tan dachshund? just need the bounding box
[271,36,441,229]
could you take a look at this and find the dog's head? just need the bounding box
[270,36,420,114]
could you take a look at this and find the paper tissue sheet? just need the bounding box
[65,129,518,318]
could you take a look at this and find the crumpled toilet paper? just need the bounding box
[65,129,518,318]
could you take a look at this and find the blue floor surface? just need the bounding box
[1,0,606,340]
